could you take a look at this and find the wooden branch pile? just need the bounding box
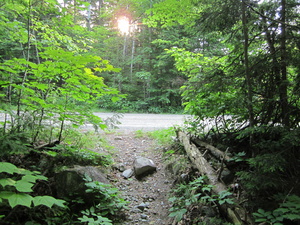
[177,131,254,225]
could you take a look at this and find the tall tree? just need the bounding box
[0,0,121,143]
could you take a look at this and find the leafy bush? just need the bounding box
[236,153,286,196]
[235,126,300,197]
[168,176,234,222]
[0,162,66,222]
[253,195,300,225]
[0,132,30,157]
[76,176,127,224]
[78,206,113,225]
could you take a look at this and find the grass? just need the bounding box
[133,128,176,145]
[134,130,148,138]
[148,127,176,146]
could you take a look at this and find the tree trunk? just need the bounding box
[86,0,91,31]
[242,0,254,148]
[130,38,135,82]
[191,137,232,162]
[262,15,281,125]
[280,0,289,128]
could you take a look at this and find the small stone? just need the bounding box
[132,208,142,213]
[114,163,126,172]
[114,137,123,140]
[137,202,148,211]
[122,169,134,179]
[132,197,138,202]
[140,214,148,219]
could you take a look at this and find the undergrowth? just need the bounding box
[0,126,128,224]
[168,176,233,224]
[188,124,300,225]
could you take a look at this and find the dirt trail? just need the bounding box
[105,131,174,225]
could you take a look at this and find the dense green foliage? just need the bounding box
[0,1,127,223]
[145,0,300,224]
[1,0,300,224]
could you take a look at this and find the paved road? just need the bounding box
[92,112,189,132]
[0,112,189,132]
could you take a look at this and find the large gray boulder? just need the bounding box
[55,165,109,197]
[133,156,157,178]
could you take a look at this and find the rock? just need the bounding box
[140,214,148,219]
[55,165,109,198]
[133,156,157,178]
[132,208,143,213]
[122,168,134,178]
[136,202,148,211]
[113,163,126,172]
[221,168,234,184]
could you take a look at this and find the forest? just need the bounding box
[0,0,300,224]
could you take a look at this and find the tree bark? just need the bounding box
[191,137,232,162]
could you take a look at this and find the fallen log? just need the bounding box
[177,131,254,225]
[191,137,232,162]
[34,140,60,150]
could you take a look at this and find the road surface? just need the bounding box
[92,112,189,132]
[0,112,189,132]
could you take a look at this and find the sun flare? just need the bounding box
[117,16,130,34]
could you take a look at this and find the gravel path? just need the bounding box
[105,131,174,225]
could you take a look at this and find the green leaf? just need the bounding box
[255,218,267,222]
[0,178,16,188]
[15,180,34,192]
[225,198,235,204]
[21,174,39,183]
[1,192,33,208]
[0,191,16,199]
[219,199,225,205]
[111,96,120,103]
[218,190,232,198]
[0,162,19,174]
[21,174,47,182]
[44,151,57,157]
[284,214,300,220]
[257,208,266,214]
[202,186,212,192]
[33,196,66,208]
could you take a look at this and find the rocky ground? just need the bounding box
[104,131,175,225]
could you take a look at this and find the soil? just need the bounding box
[104,131,175,225]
